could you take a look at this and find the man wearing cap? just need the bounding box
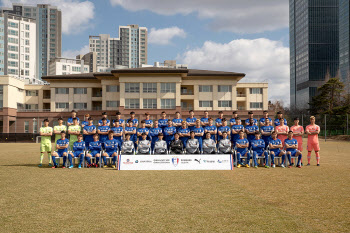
[274,111,287,127]
[98,112,110,126]
[259,111,272,126]
[67,110,80,126]
[245,111,258,126]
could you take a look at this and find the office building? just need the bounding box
[48,57,89,76]
[339,0,350,84]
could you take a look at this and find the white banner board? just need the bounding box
[118,154,233,170]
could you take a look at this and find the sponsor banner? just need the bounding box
[118,154,233,170]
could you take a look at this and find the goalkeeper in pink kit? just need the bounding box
[305,116,320,166]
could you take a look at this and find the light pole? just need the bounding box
[33,118,36,141]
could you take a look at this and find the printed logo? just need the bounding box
[172,157,179,167]
[123,158,133,165]
[194,159,201,164]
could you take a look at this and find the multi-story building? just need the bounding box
[48,58,89,76]
[142,60,188,69]
[1,3,62,79]
[0,12,36,79]
[290,0,339,109]
[0,67,269,133]
[339,0,350,84]
[89,24,147,69]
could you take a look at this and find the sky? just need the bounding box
[1,0,290,105]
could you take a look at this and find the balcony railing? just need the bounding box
[43,95,50,99]
[236,94,246,97]
[17,109,51,112]
[237,106,246,110]
[181,90,194,95]
[92,106,102,111]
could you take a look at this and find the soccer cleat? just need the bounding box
[237,164,241,168]
[62,166,66,169]
[103,165,108,168]
[68,165,73,169]
[111,165,116,169]
[49,163,52,167]
[78,165,82,169]
[254,166,258,168]
[38,164,42,167]
[297,165,301,168]
[52,165,58,169]
[306,163,310,166]
[265,165,270,168]
[281,164,285,168]
[246,164,250,168]
[95,163,98,168]
[317,164,320,166]
[272,164,275,168]
[290,163,294,166]
[301,163,303,166]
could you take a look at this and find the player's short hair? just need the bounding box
[43,119,49,122]
[128,119,133,123]
[174,133,179,136]
[310,116,315,119]
[145,112,150,116]
[222,131,227,134]
[85,114,90,117]
[271,130,276,134]
[125,134,130,137]
[263,110,268,113]
[196,119,200,122]
[71,110,77,113]
[158,133,163,136]
[102,117,107,121]
[93,133,99,137]
[222,118,227,122]
[294,117,299,120]
[78,134,83,137]
[232,111,237,114]
[141,133,147,136]
[130,111,135,115]
[277,111,282,114]
[175,111,180,114]
[279,118,284,122]
[88,117,93,121]
[73,117,77,121]
[189,110,194,113]
[204,110,208,113]
[288,131,293,134]
[58,117,63,121]
[206,132,211,135]
[239,130,244,133]
[161,111,166,114]
[141,120,146,124]
[102,112,107,115]
[190,131,195,134]
[154,120,158,123]
[248,111,253,114]
[218,111,223,114]
[116,111,121,115]
[61,130,66,134]
[265,118,270,121]
[255,132,260,135]
[209,117,213,121]
[108,130,114,135]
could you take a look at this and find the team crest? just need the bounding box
[172,157,179,167]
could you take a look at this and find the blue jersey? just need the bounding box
[67,117,80,125]
[111,126,123,141]
[215,118,224,127]
[261,125,274,142]
[127,118,139,127]
[81,120,89,128]
[89,141,102,151]
[269,138,282,153]
[164,126,176,142]
[193,127,204,143]
[230,118,236,125]
[125,126,137,142]
[231,124,244,141]
[145,119,153,128]
[274,118,287,127]
[104,139,119,152]
[218,126,231,141]
[150,127,162,143]
[245,125,259,142]
[83,125,96,142]
[204,125,217,140]
[245,118,258,125]
[186,117,197,131]
[158,119,169,130]
[99,119,110,126]
[259,117,272,126]
[137,127,150,141]
[113,118,125,126]
[284,138,298,152]
[178,127,190,145]
[172,118,183,131]
[200,117,209,125]
[98,125,110,142]
[251,139,265,153]
[73,141,85,152]
[56,138,69,153]
[236,138,249,153]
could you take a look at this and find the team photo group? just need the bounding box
[39,110,321,169]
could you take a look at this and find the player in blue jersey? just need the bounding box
[259,110,273,126]
[81,114,90,128]
[251,132,269,168]
[260,118,274,149]
[164,120,177,146]
[245,111,258,126]
[172,111,183,132]
[144,112,153,129]
[150,120,163,151]
[230,111,238,126]
[137,120,150,141]
[98,112,110,126]
[158,111,169,131]
[269,131,286,168]
[245,118,259,147]
[274,111,287,127]
[83,117,96,148]
[284,131,302,168]
[51,131,69,168]
[111,120,123,150]
[127,111,139,128]
[204,118,217,141]
[193,119,204,151]
[178,121,190,148]
[113,111,125,128]
[67,110,80,126]
[231,117,244,149]
[215,111,224,129]
[125,120,137,149]
[102,131,119,168]
[97,118,110,147]
[186,110,197,131]
[68,134,85,169]
[218,118,231,142]
[200,110,210,127]
[235,130,251,168]
[86,134,102,168]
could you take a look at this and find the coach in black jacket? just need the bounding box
[170,133,183,154]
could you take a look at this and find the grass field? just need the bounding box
[0,139,350,232]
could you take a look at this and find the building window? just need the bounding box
[250,102,263,109]
[125,99,139,109]
[74,103,87,110]
[56,102,69,109]
[125,83,140,93]
[106,85,120,92]
[199,85,213,92]
[26,90,38,96]
[24,121,29,133]
[218,85,232,92]
[25,104,38,110]
[25,32,30,38]
[143,99,157,109]
[106,101,120,107]
[250,88,263,94]
[218,101,232,107]
[62,65,66,71]
[74,88,87,94]
[143,83,157,93]
[161,83,176,93]
[33,120,37,133]
[161,99,175,109]
[55,88,69,94]
[199,101,213,107]
[25,63,30,68]
[25,24,30,30]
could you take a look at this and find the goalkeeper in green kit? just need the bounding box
[39,119,53,167]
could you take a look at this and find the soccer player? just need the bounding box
[276,118,289,147]
[186,110,197,131]
[170,133,183,154]
[269,131,286,168]
[245,111,258,126]
[68,134,85,169]
[53,117,66,144]
[172,111,183,132]
[83,117,96,148]
[124,120,137,149]
[178,121,190,148]
[150,120,162,151]
[111,120,123,150]
[251,132,269,168]
[137,120,150,141]
[113,111,125,128]
[86,134,102,167]
[204,118,217,141]
[81,114,90,128]
[98,112,110,126]
[230,111,238,126]
[259,110,272,126]
[203,132,216,154]
[231,117,244,149]
[274,111,287,127]
[138,133,151,154]
[51,131,69,168]
[68,118,81,151]
[164,120,176,146]
[186,131,200,154]
[97,118,110,147]
[245,118,259,147]
[200,110,210,127]
[158,111,169,131]
[235,130,251,168]
[290,117,304,152]
[144,112,153,129]
[121,134,135,155]
[39,119,53,167]
[127,111,139,128]
[218,131,232,154]
[193,119,204,151]
[215,111,224,129]
[102,131,119,168]
[154,133,167,154]
[260,118,274,149]
[67,110,80,126]
[285,131,302,168]
[218,118,230,142]
[305,116,320,166]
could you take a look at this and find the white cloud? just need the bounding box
[110,0,288,34]
[1,0,95,35]
[62,44,89,58]
[177,38,290,103]
[148,27,186,45]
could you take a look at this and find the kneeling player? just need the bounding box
[102,131,119,168]
[251,132,269,168]
[86,134,102,167]
[186,131,200,154]
[285,131,302,168]
[68,134,85,169]
[154,133,167,154]
[121,134,135,155]
[203,132,216,154]
[138,133,151,154]
[269,131,286,168]
[51,131,69,168]
[235,130,251,168]
[218,131,232,154]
